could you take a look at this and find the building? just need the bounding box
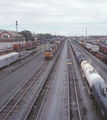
[0,29,23,39]
[0,29,26,48]
[89,35,107,39]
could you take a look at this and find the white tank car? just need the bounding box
[85,43,92,49]
[91,45,99,52]
[80,60,104,87]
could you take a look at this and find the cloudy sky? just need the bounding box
[0,0,107,36]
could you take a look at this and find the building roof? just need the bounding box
[0,29,22,36]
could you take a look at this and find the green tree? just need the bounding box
[19,30,32,41]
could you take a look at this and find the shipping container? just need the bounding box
[25,42,30,46]
[35,41,38,45]
[25,42,30,49]
[14,44,21,51]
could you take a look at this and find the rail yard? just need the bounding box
[0,37,107,120]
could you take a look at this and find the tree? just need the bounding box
[37,33,52,41]
[19,30,32,41]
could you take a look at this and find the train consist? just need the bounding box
[0,40,45,69]
[14,41,38,51]
[45,45,58,59]
[44,40,62,59]
[73,39,107,64]
[71,42,107,119]
[0,41,39,56]
[0,37,65,68]
[0,48,38,69]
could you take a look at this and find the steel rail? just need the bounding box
[35,55,59,120]
[72,40,107,72]
[24,41,65,120]
[71,41,106,119]
[24,64,54,120]
[69,41,82,120]
[0,61,49,120]
[67,41,71,120]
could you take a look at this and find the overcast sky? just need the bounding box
[0,0,107,36]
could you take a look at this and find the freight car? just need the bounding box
[50,40,54,44]
[25,42,37,50]
[14,41,38,52]
[85,43,92,49]
[0,52,19,68]
[14,44,22,51]
[0,47,15,56]
[55,41,60,45]
[91,45,99,53]
[73,39,107,64]
[0,41,45,69]
[71,43,107,119]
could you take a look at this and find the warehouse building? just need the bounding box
[0,29,26,47]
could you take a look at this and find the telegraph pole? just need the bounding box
[86,28,87,36]
[16,21,18,32]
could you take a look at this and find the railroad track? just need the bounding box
[24,41,64,120]
[67,41,82,120]
[0,61,49,120]
[71,40,107,85]
[72,40,107,73]
[70,41,105,120]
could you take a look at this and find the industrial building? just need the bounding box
[0,29,26,47]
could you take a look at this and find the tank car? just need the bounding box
[71,42,107,118]
[80,60,104,88]
[71,44,86,64]
[91,45,99,53]
[85,43,92,49]
[92,81,107,118]
[80,56,107,119]
[81,61,107,118]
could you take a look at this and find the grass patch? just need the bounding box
[82,106,87,115]
[22,99,26,103]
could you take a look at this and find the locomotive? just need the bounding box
[44,44,58,59]
[71,43,107,119]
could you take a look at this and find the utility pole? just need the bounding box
[86,28,87,36]
[16,21,18,32]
